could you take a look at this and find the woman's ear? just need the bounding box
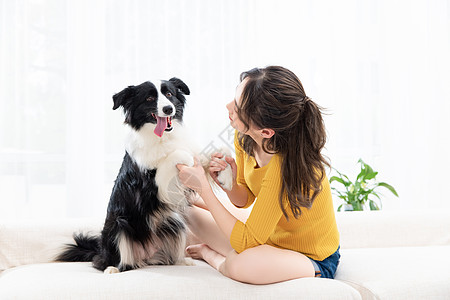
[260,128,275,139]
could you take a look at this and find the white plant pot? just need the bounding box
[343,204,354,211]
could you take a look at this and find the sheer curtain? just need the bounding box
[1,0,449,219]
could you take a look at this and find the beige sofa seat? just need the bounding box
[0,261,360,300]
[1,210,449,299]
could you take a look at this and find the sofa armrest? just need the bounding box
[0,218,102,271]
[337,210,450,249]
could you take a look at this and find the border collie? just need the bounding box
[57,78,232,273]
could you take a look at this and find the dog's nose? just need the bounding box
[162,105,173,115]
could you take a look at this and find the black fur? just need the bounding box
[57,78,192,272]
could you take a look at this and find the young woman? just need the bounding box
[176,66,340,284]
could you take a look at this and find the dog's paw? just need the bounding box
[215,147,233,191]
[104,266,120,274]
[217,164,233,191]
[180,257,196,266]
[170,150,194,167]
[218,146,232,158]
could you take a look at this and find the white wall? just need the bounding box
[1,0,449,219]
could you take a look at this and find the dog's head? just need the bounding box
[112,78,190,136]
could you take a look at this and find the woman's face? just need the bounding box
[226,77,275,144]
[226,78,248,133]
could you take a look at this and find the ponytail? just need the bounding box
[279,96,329,219]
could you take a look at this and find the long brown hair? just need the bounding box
[236,66,330,219]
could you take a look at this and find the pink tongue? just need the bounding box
[154,116,168,137]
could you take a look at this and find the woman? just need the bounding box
[177,66,340,284]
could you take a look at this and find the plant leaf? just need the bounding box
[371,191,381,199]
[333,168,351,183]
[365,171,378,180]
[356,168,366,182]
[353,202,363,211]
[357,159,366,175]
[355,181,361,193]
[331,188,347,199]
[369,200,380,210]
[377,182,399,197]
[348,193,355,202]
[365,164,374,176]
[330,176,347,186]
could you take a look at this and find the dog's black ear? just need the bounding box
[169,77,190,95]
[112,86,135,110]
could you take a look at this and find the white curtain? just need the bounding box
[1,0,449,219]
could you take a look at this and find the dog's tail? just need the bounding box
[56,233,100,262]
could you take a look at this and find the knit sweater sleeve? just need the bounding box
[230,155,286,253]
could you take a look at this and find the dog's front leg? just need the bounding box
[168,149,195,167]
[155,149,195,206]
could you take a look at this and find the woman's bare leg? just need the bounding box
[186,194,250,256]
[186,205,233,256]
[185,195,313,284]
[187,243,315,284]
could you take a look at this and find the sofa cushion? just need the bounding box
[0,261,361,300]
[336,246,450,299]
[336,210,450,249]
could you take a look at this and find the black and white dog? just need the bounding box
[57,78,232,273]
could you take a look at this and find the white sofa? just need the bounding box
[1,210,449,300]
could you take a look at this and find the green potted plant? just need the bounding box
[330,159,399,211]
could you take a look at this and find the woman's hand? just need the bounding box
[209,152,237,190]
[176,157,209,195]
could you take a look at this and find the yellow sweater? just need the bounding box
[230,133,340,261]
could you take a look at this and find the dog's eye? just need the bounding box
[147,96,156,102]
[165,92,172,98]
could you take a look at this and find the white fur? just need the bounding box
[125,121,195,172]
[116,233,136,268]
[104,266,120,274]
[216,147,233,191]
[155,149,194,206]
[154,80,175,117]
[116,232,160,270]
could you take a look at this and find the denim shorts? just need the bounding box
[308,246,340,279]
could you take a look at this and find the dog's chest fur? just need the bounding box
[124,122,196,206]
[125,123,192,168]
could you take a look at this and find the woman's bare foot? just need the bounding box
[186,244,226,271]
[185,243,207,259]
